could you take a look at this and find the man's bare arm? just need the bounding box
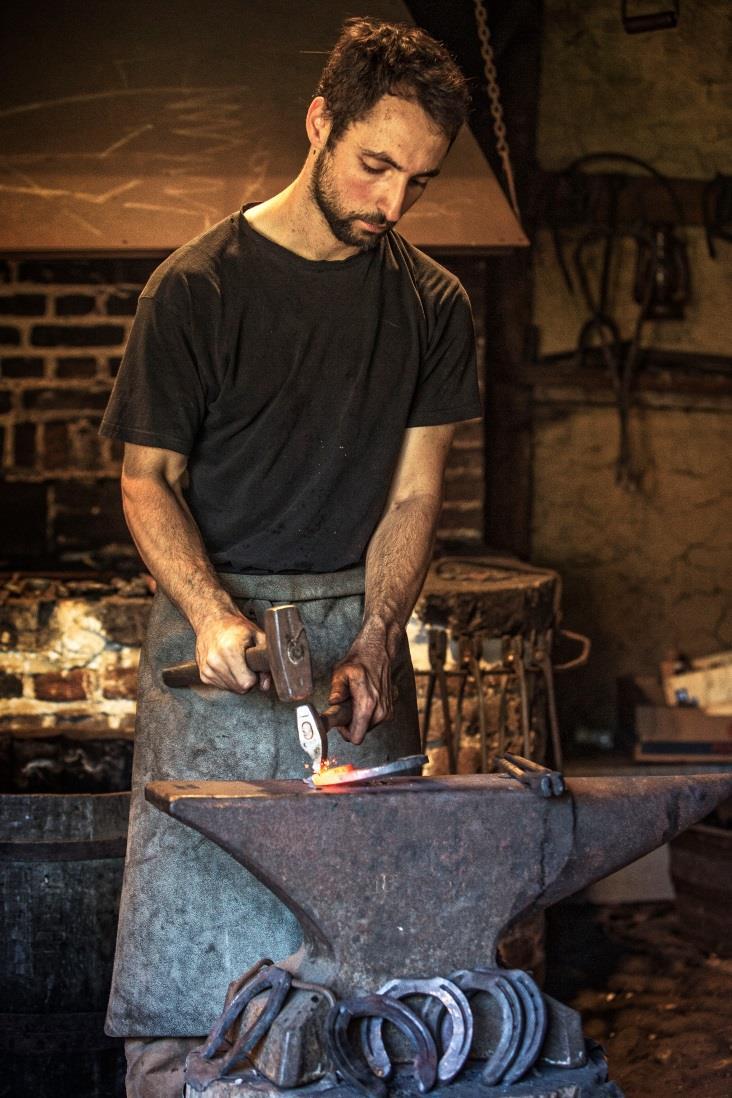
[327,422,461,744]
[120,443,266,693]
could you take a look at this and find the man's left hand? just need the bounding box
[324,636,395,745]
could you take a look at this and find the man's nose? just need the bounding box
[378,177,409,223]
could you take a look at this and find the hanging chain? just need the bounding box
[472,0,521,220]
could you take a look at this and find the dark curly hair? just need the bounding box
[315,17,470,145]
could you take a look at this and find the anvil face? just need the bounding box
[146,772,732,998]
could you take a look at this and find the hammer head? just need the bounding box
[263,604,313,703]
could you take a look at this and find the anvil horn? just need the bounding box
[534,773,732,910]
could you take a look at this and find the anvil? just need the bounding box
[146,772,732,1092]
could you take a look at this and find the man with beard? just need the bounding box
[100,16,481,1096]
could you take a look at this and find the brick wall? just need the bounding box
[0,256,159,569]
[0,253,487,567]
[0,574,152,736]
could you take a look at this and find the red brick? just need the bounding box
[13,423,37,468]
[0,714,48,731]
[30,325,125,348]
[106,292,139,316]
[0,482,47,559]
[33,670,86,702]
[23,388,110,411]
[0,671,23,698]
[55,357,97,379]
[43,421,72,468]
[0,326,20,345]
[0,294,46,316]
[54,294,97,317]
[96,600,150,645]
[1,356,45,378]
[102,667,138,699]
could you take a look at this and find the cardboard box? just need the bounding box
[662,662,732,711]
[635,706,732,762]
[619,674,732,763]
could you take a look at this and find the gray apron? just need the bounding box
[105,568,420,1037]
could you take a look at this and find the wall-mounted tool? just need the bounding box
[546,151,688,489]
[621,0,679,34]
[420,625,455,770]
[633,222,690,319]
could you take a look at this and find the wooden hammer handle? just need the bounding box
[321,700,354,729]
[162,643,269,687]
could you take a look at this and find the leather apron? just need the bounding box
[105,568,420,1037]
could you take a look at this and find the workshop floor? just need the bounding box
[544,902,732,1098]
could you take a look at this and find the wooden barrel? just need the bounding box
[0,787,130,1097]
[670,821,732,956]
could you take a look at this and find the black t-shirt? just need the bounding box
[100,208,481,573]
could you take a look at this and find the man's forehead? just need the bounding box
[352,93,446,137]
[345,95,450,168]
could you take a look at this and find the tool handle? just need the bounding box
[321,700,354,729]
[162,643,269,687]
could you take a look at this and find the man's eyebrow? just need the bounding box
[360,148,441,179]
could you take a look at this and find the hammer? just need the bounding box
[162,604,350,770]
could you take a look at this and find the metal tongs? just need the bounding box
[494,752,566,798]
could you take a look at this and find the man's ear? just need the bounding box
[306,96,333,151]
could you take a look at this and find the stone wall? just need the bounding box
[538,0,732,177]
[529,0,732,735]
[531,389,732,733]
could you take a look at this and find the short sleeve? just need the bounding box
[99,271,214,455]
[406,284,482,428]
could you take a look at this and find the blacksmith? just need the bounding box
[100,17,481,1096]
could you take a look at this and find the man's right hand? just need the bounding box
[194,612,270,694]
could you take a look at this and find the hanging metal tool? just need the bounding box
[621,0,679,34]
[426,626,455,771]
[548,152,688,489]
[633,222,691,319]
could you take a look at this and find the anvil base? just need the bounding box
[185,1041,623,1097]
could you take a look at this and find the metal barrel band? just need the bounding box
[364,976,472,1085]
[325,993,438,1097]
[448,968,525,1086]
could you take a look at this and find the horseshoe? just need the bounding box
[325,993,438,1097]
[447,968,525,1086]
[197,963,292,1077]
[499,969,548,1084]
[364,976,472,1085]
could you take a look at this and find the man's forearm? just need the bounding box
[358,490,442,657]
[121,474,236,632]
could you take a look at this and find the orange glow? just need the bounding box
[311,764,356,787]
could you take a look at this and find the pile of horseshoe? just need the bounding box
[185,960,548,1095]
